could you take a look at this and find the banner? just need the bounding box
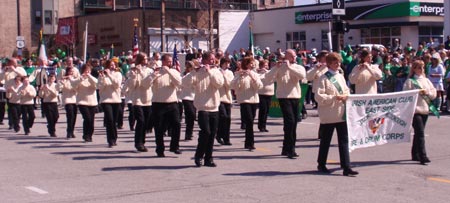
[346,90,419,152]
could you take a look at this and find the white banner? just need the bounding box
[346,90,419,152]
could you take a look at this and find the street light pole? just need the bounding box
[160,0,166,52]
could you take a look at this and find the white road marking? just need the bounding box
[25,186,48,194]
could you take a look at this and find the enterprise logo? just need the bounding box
[410,5,444,16]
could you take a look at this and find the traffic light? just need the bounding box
[333,20,350,33]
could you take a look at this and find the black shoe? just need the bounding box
[343,168,359,176]
[157,152,165,157]
[108,143,113,148]
[317,165,331,173]
[204,161,217,167]
[216,138,224,145]
[50,133,57,137]
[420,157,431,165]
[117,126,123,129]
[302,114,308,119]
[136,147,148,152]
[223,142,232,146]
[194,157,203,167]
[259,128,269,132]
[245,146,256,151]
[170,149,182,154]
[412,156,420,161]
[25,132,29,135]
[281,151,287,156]
[185,136,193,140]
[71,134,76,138]
[287,152,298,159]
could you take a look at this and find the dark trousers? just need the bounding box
[42,102,59,135]
[317,122,351,169]
[21,104,35,134]
[412,114,429,159]
[65,104,77,136]
[153,102,181,153]
[78,105,96,140]
[279,98,299,154]
[102,103,120,145]
[133,105,152,148]
[182,100,196,138]
[0,101,5,123]
[217,102,231,143]
[127,103,135,130]
[241,103,258,148]
[8,102,21,131]
[195,111,219,162]
[117,99,125,128]
[258,95,272,130]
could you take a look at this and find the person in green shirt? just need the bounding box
[393,57,410,92]
[381,55,395,93]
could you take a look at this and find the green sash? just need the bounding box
[410,77,440,118]
[325,71,346,120]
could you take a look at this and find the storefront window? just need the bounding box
[360,27,401,47]
[286,31,306,50]
[419,26,444,44]
[321,30,329,51]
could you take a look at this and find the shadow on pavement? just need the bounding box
[102,165,194,171]
[223,170,340,177]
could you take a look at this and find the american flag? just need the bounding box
[132,25,139,58]
[172,44,180,72]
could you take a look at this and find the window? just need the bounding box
[321,30,330,51]
[419,26,444,45]
[270,0,275,4]
[35,11,41,25]
[44,10,52,25]
[260,0,265,6]
[360,27,401,47]
[286,31,306,50]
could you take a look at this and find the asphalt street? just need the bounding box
[0,105,449,203]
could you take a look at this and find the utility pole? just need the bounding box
[160,0,166,52]
[208,0,213,51]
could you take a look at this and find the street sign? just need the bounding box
[16,36,25,41]
[16,40,25,49]
[332,0,346,16]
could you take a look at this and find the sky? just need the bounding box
[295,0,332,6]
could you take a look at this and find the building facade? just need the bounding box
[0,0,80,57]
[252,0,444,51]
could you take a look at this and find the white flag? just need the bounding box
[346,90,419,152]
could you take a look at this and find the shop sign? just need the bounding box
[295,2,444,24]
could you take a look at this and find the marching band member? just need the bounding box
[180,61,197,140]
[231,57,263,150]
[216,57,234,145]
[128,53,154,152]
[315,52,358,176]
[59,67,78,139]
[152,54,182,157]
[39,73,59,137]
[306,51,328,139]
[74,64,98,142]
[403,60,436,165]
[264,49,306,159]
[19,76,36,135]
[98,59,123,147]
[6,76,22,132]
[257,59,274,133]
[192,52,224,167]
[349,50,383,94]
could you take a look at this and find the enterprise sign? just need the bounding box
[295,2,444,24]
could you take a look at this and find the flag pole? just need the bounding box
[83,21,88,62]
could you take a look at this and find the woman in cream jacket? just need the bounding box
[403,60,436,165]
[99,60,123,147]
